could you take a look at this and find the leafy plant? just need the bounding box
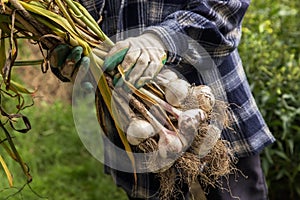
[0,101,127,200]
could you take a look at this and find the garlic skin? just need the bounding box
[178,108,207,143]
[165,79,191,107]
[193,125,221,158]
[126,119,156,145]
[192,85,215,112]
[158,130,183,159]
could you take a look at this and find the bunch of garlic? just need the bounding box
[123,68,221,171]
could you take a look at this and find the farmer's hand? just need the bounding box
[103,33,167,88]
[50,44,92,90]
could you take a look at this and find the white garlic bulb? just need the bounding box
[178,108,207,143]
[158,130,183,159]
[126,119,155,145]
[165,79,191,107]
[195,125,221,158]
[192,85,215,112]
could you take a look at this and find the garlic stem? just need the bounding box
[116,87,174,133]
[111,88,135,130]
[139,88,182,118]
[92,47,108,60]
[145,109,168,134]
[137,97,172,130]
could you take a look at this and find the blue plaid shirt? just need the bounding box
[80,0,275,198]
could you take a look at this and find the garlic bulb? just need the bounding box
[192,85,215,112]
[158,130,183,159]
[126,119,156,145]
[178,108,207,143]
[165,79,190,107]
[194,125,221,158]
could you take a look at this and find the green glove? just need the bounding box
[50,44,90,84]
[49,44,94,92]
[103,33,167,88]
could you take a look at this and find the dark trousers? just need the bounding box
[128,154,268,200]
[205,154,268,200]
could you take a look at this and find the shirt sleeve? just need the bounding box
[144,0,250,64]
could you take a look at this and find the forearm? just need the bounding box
[144,0,250,64]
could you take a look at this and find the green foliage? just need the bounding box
[0,102,127,200]
[239,0,300,199]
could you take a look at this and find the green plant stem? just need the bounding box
[0,121,32,183]
[13,59,43,66]
[64,0,114,47]
[8,0,56,49]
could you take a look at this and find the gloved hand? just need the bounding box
[103,33,167,88]
[49,44,90,87]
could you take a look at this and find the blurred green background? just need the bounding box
[0,102,127,200]
[239,0,300,199]
[1,0,300,199]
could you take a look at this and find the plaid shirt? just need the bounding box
[80,0,275,198]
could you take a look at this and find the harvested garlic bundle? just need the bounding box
[192,85,215,112]
[192,124,221,158]
[126,119,156,145]
[164,79,191,107]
